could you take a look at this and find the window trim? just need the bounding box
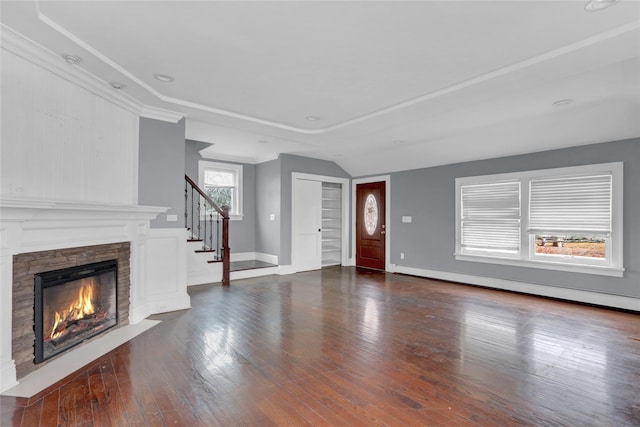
[455,162,624,277]
[198,160,243,220]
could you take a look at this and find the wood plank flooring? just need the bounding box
[2,266,639,426]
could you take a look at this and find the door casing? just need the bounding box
[291,172,350,272]
[351,175,391,271]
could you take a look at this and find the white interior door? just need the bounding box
[292,178,322,271]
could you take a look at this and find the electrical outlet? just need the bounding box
[400,253,405,259]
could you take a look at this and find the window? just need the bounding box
[460,180,521,257]
[198,161,243,219]
[455,162,623,277]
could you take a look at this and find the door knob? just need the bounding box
[381,230,386,235]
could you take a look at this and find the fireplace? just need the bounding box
[34,260,118,364]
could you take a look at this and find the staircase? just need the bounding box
[184,175,230,286]
[184,175,278,286]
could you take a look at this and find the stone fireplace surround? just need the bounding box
[0,200,190,392]
[13,242,131,379]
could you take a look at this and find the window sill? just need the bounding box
[454,253,624,277]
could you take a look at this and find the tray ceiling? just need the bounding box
[1,1,639,175]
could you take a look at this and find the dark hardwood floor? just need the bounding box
[2,267,639,426]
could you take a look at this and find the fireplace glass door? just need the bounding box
[34,260,118,363]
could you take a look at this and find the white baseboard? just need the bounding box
[394,265,640,312]
[230,252,257,262]
[130,303,151,325]
[256,252,278,265]
[277,265,297,275]
[147,293,191,314]
[231,252,278,265]
[0,360,18,394]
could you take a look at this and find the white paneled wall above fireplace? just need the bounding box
[1,48,139,205]
[0,29,189,393]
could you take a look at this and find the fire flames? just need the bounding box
[49,280,96,341]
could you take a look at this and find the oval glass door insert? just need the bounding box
[364,194,378,235]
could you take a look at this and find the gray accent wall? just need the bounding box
[279,154,351,265]
[388,138,640,298]
[255,158,282,258]
[184,140,256,253]
[138,117,185,228]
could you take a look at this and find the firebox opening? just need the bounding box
[34,260,118,364]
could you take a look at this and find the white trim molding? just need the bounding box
[1,24,184,124]
[199,150,280,165]
[140,106,185,123]
[395,265,640,312]
[230,252,278,265]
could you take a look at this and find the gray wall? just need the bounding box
[280,154,351,265]
[255,158,282,257]
[389,138,640,298]
[138,118,185,228]
[184,140,256,253]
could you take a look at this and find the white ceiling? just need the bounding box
[2,1,639,176]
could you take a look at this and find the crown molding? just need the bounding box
[140,106,185,123]
[1,24,141,115]
[1,24,184,124]
[198,150,280,165]
[254,153,281,164]
[31,6,640,135]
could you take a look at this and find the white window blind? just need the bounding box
[198,160,244,218]
[204,169,235,187]
[529,174,612,235]
[460,181,521,254]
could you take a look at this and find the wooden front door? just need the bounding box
[356,181,385,270]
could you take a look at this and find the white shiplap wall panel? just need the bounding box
[1,50,138,205]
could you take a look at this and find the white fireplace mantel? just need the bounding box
[0,199,190,392]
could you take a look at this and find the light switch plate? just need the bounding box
[402,216,412,223]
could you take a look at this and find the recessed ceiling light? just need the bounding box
[584,0,620,12]
[552,99,574,107]
[306,116,320,121]
[258,140,270,144]
[109,82,124,90]
[62,54,80,64]
[393,140,404,144]
[153,73,174,83]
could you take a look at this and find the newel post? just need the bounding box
[222,205,230,286]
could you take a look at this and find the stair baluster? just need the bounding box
[184,175,230,285]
